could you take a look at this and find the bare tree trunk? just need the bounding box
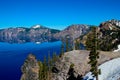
[96,62,99,80]
[73,36,75,50]
[95,27,99,80]
[96,75,98,80]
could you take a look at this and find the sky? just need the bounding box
[0,0,120,30]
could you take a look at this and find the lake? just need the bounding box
[0,41,85,80]
[0,41,62,80]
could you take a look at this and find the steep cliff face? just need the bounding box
[21,54,39,80]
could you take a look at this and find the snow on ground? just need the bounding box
[84,58,120,80]
[107,70,120,80]
[114,44,120,52]
[84,72,95,80]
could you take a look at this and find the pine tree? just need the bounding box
[42,56,48,80]
[38,61,43,80]
[60,41,64,57]
[88,27,100,80]
[65,37,69,52]
[52,52,57,63]
[75,40,80,50]
[86,34,93,50]
[75,40,77,50]
[48,53,52,71]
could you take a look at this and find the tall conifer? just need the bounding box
[88,27,100,80]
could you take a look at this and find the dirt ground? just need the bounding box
[63,50,120,76]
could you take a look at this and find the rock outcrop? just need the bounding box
[99,19,120,30]
[81,19,120,51]
[21,54,39,80]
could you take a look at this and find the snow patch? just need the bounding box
[84,72,96,80]
[113,44,120,52]
[32,25,41,29]
[84,58,120,80]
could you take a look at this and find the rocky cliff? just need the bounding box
[99,19,120,30]
[0,24,90,43]
[21,54,39,80]
[81,19,120,51]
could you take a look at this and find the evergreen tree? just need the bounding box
[65,37,69,52]
[86,34,93,50]
[48,53,52,71]
[21,54,54,80]
[52,52,58,63]
[59,40,64,57]
[75,40,80,50]
[88,27,100,80]
[42,56,48,80]
[38,61,43,80]
[48,52,54,80]
[39,54,54,80]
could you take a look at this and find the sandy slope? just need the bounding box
[52,50,120,80]
[64,50,120,75]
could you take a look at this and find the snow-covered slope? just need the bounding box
[84,58,120,80]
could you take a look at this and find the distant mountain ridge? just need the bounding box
[0,25,60,43]
[0,24,90,43]
[54,24,90,41]
[0,19,119,47]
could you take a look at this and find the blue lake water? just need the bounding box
[0,41,62,80]
[0,41,85,80]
